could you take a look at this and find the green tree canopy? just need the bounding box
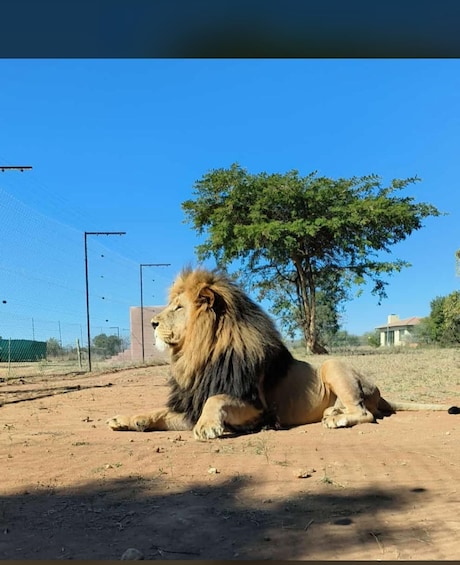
[46,337,64,357]
[182,163,443,353]
[92,333,123,358]
[418,291,460,346]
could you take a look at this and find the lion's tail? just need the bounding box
[379,397,460,413]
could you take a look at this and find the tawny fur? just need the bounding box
[107,267,458,440]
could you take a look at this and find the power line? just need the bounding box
[84,231,126,371]
[0,165,33,172]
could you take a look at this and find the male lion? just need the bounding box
[107,267,458,440]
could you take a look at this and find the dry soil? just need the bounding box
[1,354,459,560]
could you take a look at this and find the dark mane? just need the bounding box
[166,269,294,427]
[167,343,293,427]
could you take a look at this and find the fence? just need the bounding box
[0,339,46,362]
[0,321,134,380]
[0,179,175,380]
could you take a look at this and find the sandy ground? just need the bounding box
[1,360,459,560]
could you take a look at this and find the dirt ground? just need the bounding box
[1,355,459,561]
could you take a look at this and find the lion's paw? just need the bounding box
[106,414,150,432]
[322,406,343,418]
[322,415,349,429]
[107,415,132,431]
[193,420,225,441]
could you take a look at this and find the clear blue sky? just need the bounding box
[0,59,459,343]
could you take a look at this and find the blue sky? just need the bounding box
[0,59,459,344]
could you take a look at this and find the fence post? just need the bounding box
[8,337,11,378]
[76,338,82,370]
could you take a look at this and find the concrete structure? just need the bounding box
[130,305,168,362]
[376,314,422,347]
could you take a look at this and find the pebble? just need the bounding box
[295,468,315,478]
[121,548,144,560]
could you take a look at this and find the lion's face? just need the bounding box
[151,293,192,351]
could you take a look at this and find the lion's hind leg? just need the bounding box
[319,360,378,429]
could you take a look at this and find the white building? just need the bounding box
[376,314,422,347]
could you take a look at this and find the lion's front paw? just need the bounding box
[107,415,132,431]
[106,414,150,432]
[193,419,225,441]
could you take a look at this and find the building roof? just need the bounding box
[376,316,422,329]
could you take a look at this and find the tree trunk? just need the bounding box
[306,335,329,355]
[294,254,329,355]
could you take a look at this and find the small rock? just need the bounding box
[296,468,315,478]
[121,548,144,560]
[208,466,219,474]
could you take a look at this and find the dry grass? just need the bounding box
[296,347,460,404]
[0,357,167,381]
[2,347,459,405]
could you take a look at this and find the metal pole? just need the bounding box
[140,263,171,363]
[84,231,126,372]
[84,232,91,371]
[109,326,120,339]
[140,264,144,363]
[109,326,120,354]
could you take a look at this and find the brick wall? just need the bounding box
[130,306,168,362]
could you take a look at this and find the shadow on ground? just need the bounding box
[0,474,432,560]
[0,382,114,406]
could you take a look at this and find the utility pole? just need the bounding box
[109,326,120,354]
[84,231,126,372]
[140,263,171,363]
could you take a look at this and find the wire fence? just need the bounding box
[0,324,133,381]
[0,171,175,380]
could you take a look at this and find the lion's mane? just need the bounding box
[165,268,293,429]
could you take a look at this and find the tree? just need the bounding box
[442,291,460,344]
[182,163,443,353]
[46,337,64,357]
[327,330,361,348]
[422,291,460,346]
[411,317,433,345]
[92,333,123,358]
[361,330,381,348]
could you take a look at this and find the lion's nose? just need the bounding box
[151,318,159,329]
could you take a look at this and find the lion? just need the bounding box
[107,267,458,440]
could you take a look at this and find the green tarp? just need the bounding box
[0,339,47,362]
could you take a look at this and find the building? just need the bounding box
[129,305,169,362]
[376,314,422,347]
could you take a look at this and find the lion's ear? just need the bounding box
[198,286,215,308]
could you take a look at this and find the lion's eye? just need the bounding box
[174,304,183,311]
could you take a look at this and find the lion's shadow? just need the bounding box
[0,473,436,559]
